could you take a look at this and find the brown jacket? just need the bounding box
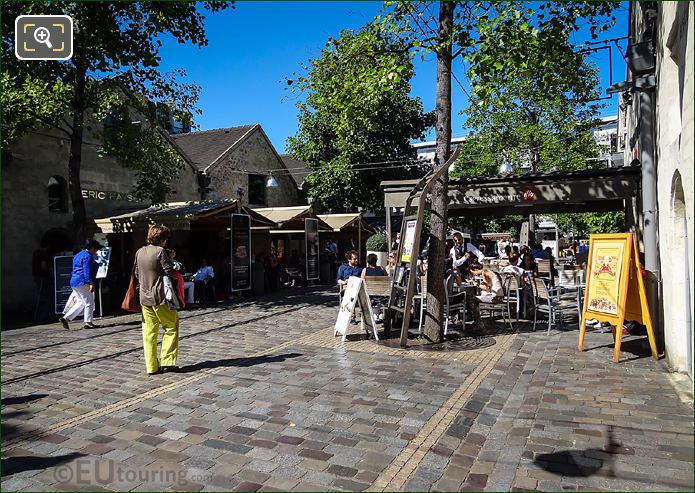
[134,245,174,307]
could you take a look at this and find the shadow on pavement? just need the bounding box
[534,449,614,477]
[1,453,84,477]
[1,394,48,406]
[176,352,303,374]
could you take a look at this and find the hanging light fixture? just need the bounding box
[499,161,513,174]
[266,175,279,188]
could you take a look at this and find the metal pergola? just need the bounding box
[381,158,643,347]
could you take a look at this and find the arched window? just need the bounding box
[48,176,68,213]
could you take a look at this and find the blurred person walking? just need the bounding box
[59,239,101,330]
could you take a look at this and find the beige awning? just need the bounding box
[317,213,375,233]
[252,205,332,231]
[95,199,276,234]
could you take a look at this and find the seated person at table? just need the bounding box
[337,250,361,324]
[499,245,512,260]
[184,258,215,304]
[467,261,504,331]
[385,251,398,281]
[501,253,525,284]
[337,250,361,288]
[361,253,386,278]
[531,243,549,259]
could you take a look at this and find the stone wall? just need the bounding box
[2,127,151,310]
[206,129,298,207]
[654,2,694,374]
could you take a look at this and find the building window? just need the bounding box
[48,176,68,213]
[248,174,266,205]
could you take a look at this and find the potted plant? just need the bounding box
[366,233,389,267]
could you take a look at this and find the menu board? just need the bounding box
[231,214,251,291]
[95,246,112,279]
[400,220,417,263]
[54,255,73,314]
[305,218,319,280]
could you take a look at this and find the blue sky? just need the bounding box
[158,1,629,154]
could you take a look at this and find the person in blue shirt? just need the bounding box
[531,243,549,260]
[336,250,361,287]
[59,239,101,330]
[336,250,361,324]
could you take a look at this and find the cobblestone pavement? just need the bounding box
[2,286,693,492]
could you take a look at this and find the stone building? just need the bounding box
[619,1,693,377]
[171,125,298,208]
[2,121,299,315]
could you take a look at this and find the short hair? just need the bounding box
[508,253,519,265]
[147,224,170,245]
[366,253,378,266]
[453,232,463,240]
[504,245,512,254]
[345,250,358,261]
[86,239,102,251]
[469,261,483,271]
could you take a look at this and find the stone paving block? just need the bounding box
[3,288,693,493]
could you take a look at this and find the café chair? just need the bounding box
[531,277,576,334]
[414,276,428,334]
[443,273,466,336]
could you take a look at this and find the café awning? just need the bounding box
[317,213,375,233]
[94,199,276,234]
[251,205,333,232]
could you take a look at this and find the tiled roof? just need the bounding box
[279,154,311,188]
[170,125,256,171]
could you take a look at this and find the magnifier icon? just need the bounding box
[33,26,53,49]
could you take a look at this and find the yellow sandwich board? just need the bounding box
[578,233,658,363]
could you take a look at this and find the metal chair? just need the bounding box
[530,277,576,334]
[500,273,521,331]
[443,272,466,336]
[477,272,508,326]
[414,276,428,334]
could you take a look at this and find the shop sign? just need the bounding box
[82,189,136,202]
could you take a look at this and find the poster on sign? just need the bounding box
[231,214,252,291]
[54,255,73,314]
[96,246,112,279]
[400,219,417,263]
[305,218,319,280]
[334,276,378,341]
[586,240,624,315]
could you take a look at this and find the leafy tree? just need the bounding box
[286,25,432,212]
[453,2,618,176]
[1,1,231,243]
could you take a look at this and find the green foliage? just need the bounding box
[452,2,619,176]
[287,25,432,212]
[1,2,232,206]
[548,211,624,237]
[366,233,389,252]
[98,109,186,203]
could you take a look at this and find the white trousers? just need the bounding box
[63,284,94,323]
[184,281,195,304]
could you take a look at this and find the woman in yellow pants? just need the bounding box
[134,224,179,375]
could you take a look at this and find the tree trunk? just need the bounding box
[423,1,454,343]
[68,57,88,246]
